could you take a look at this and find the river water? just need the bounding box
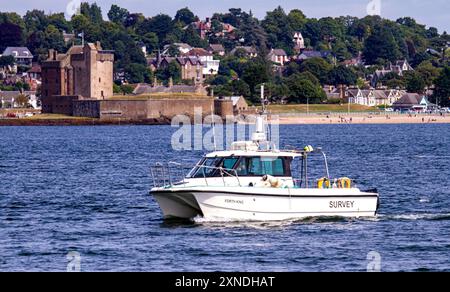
[0,124,449,271]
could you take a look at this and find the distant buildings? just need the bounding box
[185,48,220,76]
[0,90,39,109]
[267,49,288,66]
[293,32,305,53]
[163,43,193,55]
[149,47,220,81]
[392,93,436,111]
[1,47,33,67]
[187,18,236,40]
[149,56,204,83]
[371,59,414,88]
[296,50,332,61]
[207,44,225,56]
[230,46,258,58]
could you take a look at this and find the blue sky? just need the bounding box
[1,0,449,32]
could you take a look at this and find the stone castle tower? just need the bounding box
[41,42,114,113]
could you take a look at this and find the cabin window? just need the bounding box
[222,157,238,170]
[190,157,223,178]
[235,157,290,177]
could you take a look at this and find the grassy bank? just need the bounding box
[110,93,211,100]
[266,104,380,114]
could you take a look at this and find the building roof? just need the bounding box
[208,44,225,52]
[298,50,330,59]
[269,49,287,56]
[27,63,42,74]
[133,83,199,95]
[149,56,204,67]
[231,46,257,55]
[347,89,360,97]
[2,47,33,59]
[185,48,212,57]
[173,43,193,50]
[373,90,388,100]
[393,93,425,106]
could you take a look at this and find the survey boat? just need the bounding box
[150,116,379,221]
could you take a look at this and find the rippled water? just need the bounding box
[0,124,449,271]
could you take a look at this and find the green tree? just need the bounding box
[142,32,159,54]
[182,26,208,48]
[125,63,152,84]
[156,61,181,83]
[328,66,358,86]
[0,55,15,67]
[433,66,450,106]
[80,2,103,24]
[0,22,23,51]
[48,13,71,32]
[299,57,333,84]
[139,14,173,42]
[174,8,197,26]
[404,71,426,93]
[231,79,251,97]
[286,73,327,103]
[107,4,129,26]
[380,72,405,89]
[120,84,135,95]
[416,61,441,87]
[262,6,293,52]
[363,27,401,64]
[242,59,272,100]
[287,9,306,31]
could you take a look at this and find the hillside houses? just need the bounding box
[186,18,236,40]
[267,49,288,66]
[1,47,33,67]
[230,46,258,58]
[342,88,406,106]
[370,59,414,88]
[392,93,436,111]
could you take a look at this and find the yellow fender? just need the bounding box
[338,177,352,189]
[317,177,331,189]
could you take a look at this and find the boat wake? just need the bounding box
[377,213,450,221]
[193,215,356,228]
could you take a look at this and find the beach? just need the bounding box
[272,113,450,125]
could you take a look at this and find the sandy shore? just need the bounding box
[271,114,450,125]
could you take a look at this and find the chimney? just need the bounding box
[48,49,55,60]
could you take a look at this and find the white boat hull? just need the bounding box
[152,187,379,221]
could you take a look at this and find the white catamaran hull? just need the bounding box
[152,187,379,221]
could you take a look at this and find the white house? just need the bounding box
[185,48,220,76]
[2,47,33,67]
[267,49,288,66]
[346,89,376,106]
[293,32,305,52]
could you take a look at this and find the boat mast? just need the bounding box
[252,84,268,144]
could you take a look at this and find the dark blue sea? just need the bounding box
[0,124,449,271]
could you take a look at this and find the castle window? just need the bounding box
[99,78,101,83]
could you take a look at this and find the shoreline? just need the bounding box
[1,114,449,126]
[272,114,450,125]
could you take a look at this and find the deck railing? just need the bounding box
[150,162,241,188]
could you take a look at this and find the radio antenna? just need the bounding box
[211,104,217,151]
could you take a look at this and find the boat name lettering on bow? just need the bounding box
[225,199,244,204]
[329,201,355,208]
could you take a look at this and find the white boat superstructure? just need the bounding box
[150,104,379,221]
